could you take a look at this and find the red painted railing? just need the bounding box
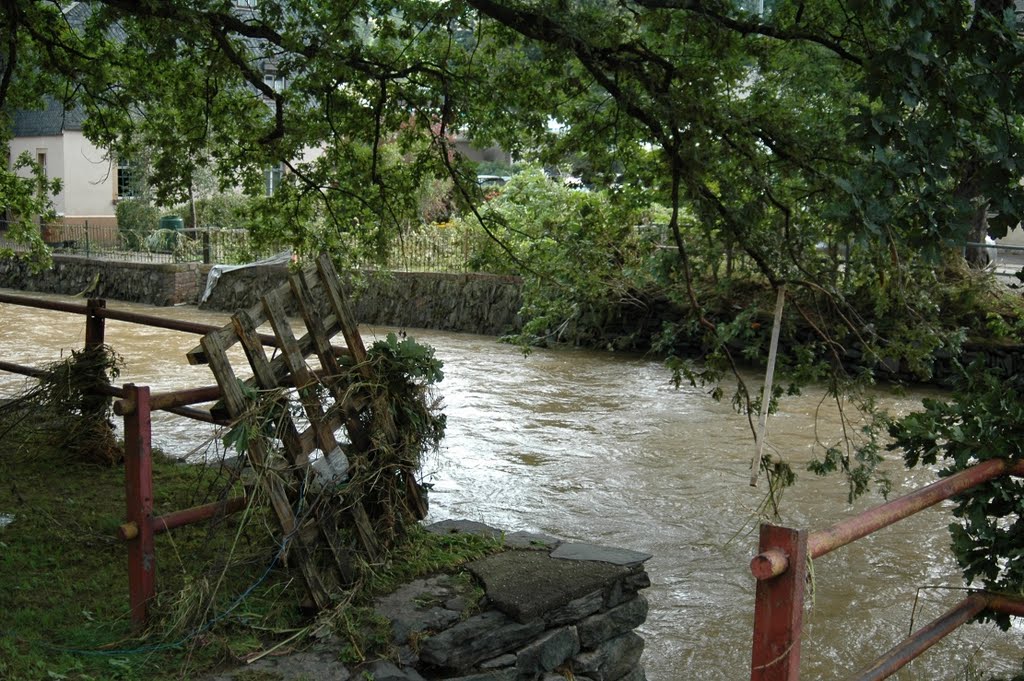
[750,459,1024,679]
[0,293,248,630]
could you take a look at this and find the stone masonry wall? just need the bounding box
[0,255,199,306]
[0,256,523,336]
[199,264,524,336]
[205,519,653,681]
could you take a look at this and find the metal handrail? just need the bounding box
[751,458,1024,580]
[750,458,1024,680]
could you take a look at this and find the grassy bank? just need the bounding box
[0,425,500,680]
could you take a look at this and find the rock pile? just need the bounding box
[201,519,653,681]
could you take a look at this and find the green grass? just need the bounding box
[0,419,503,681]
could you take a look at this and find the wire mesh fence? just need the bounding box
[352,224,479,273]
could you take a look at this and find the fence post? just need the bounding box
[751,524,808,681]
[84,220,90,258]
[85,298,105,349]
[203,228,211,264]
[123,384,155,631]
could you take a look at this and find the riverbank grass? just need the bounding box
[0,431,501,680]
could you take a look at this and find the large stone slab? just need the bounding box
[419,610,545,670]
[578,595,649,648]
[466,550,630,623]
[550,543,652,567]
[572,632,645,681]
[516,626,580,677]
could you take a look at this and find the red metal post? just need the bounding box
[123,384,155,631]
[85,298,106,349]
[751,524,808,681]
[987,593,1024,617]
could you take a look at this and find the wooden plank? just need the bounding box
[262,288,342,458]
[201,330,332,609]
[318,508,357,586]
[187,296,267,365]
[291,269,345,381]
[316,253,370,377]
[290,267,373,452]
[264,286,380,560]
[306,258,375,452]
[188,261,349,366]
[298,403,352,456]
[233,310,309,469]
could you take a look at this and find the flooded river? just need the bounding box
[1,289,1021,679]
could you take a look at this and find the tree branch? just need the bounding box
[633,0,864,64]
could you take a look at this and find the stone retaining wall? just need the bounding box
[0,256,523,336]
[4,256,1024,381]
[0,255,199,306]
[199,264,523,336]
[205,519,653,681]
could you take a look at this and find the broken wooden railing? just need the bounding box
[750,458,1024,680]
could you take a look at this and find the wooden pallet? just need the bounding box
[188,253,380,606]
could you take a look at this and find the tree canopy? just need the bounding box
[0,0,1019,440]
[4,0,1024,596]
[5,1,1024,255]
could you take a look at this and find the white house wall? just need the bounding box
[9,133,66,216]
[8,131,117,226]
[61,131,117,225]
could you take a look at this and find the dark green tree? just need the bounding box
[4,0,1024,591]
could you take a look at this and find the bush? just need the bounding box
[457,167,666,346]
[115,199,159,249]
[179,193,254,231]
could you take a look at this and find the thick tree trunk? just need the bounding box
[965,201,991,268]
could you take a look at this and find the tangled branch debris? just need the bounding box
[0,345,122,466]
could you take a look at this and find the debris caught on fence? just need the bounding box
[190,252,442,609]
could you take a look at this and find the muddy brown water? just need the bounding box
[1,290,1021,679]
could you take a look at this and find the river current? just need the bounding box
[1,289,1021,679]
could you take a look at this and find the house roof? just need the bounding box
[10,96,87,137]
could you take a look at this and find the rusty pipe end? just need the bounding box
[751,548,789,580]
[118,521,139,541]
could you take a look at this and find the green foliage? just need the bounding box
[460,167,667,348]
[115,199,159,249]
[368,332,445,388]
[0,152,60,271]
[890,360,1024,628]
[364,332,447,466]
[178,193,255,231]
[474,160,519,178]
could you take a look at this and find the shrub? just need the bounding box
[115,199,159,249]
[179,193,254,231]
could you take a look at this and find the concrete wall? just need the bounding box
[9,134,66,216]
[61,131,118,220]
